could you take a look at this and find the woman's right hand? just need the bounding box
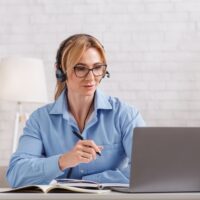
[58,140,103,171]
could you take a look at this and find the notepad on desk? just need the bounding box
[1,179,128,194]
[51,178,128,189]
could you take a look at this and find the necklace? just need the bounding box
[68,95,94,133]
[82,97,94,132]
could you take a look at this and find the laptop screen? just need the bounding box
[130,127,200,192]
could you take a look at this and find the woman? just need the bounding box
[7,34,145,188]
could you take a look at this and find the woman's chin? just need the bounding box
[82,87,96,96]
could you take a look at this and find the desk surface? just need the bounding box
[1,192,200,200]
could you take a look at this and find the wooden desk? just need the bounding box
[0,192,200,200]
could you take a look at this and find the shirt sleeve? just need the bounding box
[6,111,64,188]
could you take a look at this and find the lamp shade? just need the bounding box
[0,56,48,103]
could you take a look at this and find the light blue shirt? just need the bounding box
[7,89,145,188]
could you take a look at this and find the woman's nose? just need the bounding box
[85,70,95,80]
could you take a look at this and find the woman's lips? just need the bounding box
[83,84,95,88]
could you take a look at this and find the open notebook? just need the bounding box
[1,179,128,193]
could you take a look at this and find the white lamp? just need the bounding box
[0,56,48,152]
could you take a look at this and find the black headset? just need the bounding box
[55,34,110,82]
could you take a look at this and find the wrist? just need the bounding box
[58,154,66,171]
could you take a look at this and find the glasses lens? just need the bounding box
[74,65,89,77]
[93,65,106,76]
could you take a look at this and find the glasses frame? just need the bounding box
[73,64,107,78]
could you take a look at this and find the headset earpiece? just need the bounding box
[56,66,67,82]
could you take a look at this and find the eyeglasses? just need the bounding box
[73,64,107,78]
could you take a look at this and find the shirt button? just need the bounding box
[80,169,84,173]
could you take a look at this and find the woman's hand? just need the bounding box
[58,140,103,171]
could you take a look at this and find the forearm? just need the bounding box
[7,154,63,188]
[82,167,130,183]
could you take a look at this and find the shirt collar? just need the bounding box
[49,90,69,119]
[49,89,112,118]
[94,89,112,110]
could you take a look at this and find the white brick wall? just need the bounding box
[1,0,200,165]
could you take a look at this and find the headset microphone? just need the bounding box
[106,71,110,78]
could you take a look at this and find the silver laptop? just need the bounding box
[112,127,200,193]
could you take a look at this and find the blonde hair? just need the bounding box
[54,34,106,100]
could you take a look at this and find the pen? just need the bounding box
[72,131,101,156]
